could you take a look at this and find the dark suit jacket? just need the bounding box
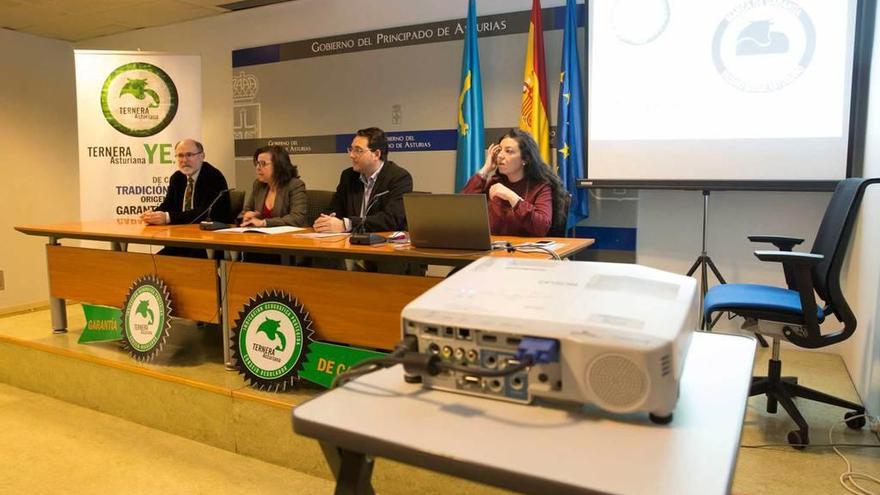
[156,161,232,224]
[243,178,308,227]
[326,160,413,232]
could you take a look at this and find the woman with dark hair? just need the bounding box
[240,145,308,227]
[461,129,566,236]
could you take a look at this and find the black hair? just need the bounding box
[253,145,299,186]
[500,128,569,233]
[356,127,389,162]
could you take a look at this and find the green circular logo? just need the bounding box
[100,62,178,137]
[121,275,173,361]
[233,291,313,391]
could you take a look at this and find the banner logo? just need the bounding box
[121,275,173,361]
[712,1,815,93]
[232,291,314,391]
[101,62,179,137]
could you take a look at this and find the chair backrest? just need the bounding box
[808,178,878,338]
[547,190,572,237]
[306,189,336,226]
[229,190,245,219]
[811,179,874,300]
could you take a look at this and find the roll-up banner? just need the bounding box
[75,51,201,222]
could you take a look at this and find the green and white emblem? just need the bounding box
[120,275,173,361]
[232,290,314,391]
[100,62,179,137]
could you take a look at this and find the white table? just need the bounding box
[292,332,756,495]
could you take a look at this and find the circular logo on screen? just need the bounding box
[612,0,671,46]
[121,275,173,362]
[712,1,815,93]
[100,62,179,137]
[232,291,314,392]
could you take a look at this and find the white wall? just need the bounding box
[837,2,880,417]
[0,29,79,312]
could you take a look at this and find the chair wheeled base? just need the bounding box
[750,338,866,449]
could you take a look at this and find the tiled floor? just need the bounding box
[0,306,877,494]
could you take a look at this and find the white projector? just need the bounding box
[401,257,698,423]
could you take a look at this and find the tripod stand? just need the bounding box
[686,190,769,346]
[686,191,725,329]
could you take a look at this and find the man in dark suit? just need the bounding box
[313,127,412,233]
[141,138,231,257]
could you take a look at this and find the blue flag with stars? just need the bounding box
[455,0,485,191]
[556,0,588,231]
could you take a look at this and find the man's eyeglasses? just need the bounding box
[254,161,273,169]
[347,146,373,155]
[175,151,203,159]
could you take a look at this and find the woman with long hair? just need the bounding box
[461,129,565,236]
[240,145,308,227]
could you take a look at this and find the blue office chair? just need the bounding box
[704,178,877,448]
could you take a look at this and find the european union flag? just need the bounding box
[455,0,485,191]
[556,0,588,231]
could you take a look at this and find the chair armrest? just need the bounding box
[754,250,823,346]
[748,235,804,251]
[754,250,823,265]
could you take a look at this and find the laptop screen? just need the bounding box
[404,193,492,250]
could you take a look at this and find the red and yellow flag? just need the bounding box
[519,0,551,164]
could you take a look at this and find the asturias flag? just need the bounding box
[557,0,588,230]
[455,0,485,191]
[519,0,551,165]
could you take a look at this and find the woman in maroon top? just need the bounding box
[462,129,565,236]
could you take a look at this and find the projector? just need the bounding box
[400,257,698,423]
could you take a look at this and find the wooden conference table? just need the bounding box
[16,220,593,363]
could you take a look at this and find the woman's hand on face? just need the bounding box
[480,143,501,177]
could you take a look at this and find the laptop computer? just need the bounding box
[404,193,492,250]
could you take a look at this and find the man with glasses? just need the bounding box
[141,138,231,226]
[141,138,231,258]
[314,127,412,233]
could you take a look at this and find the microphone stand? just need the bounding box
[350,190,390,245]
[195,188,233,231]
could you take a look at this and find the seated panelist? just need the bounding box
[461,129,564,237]
[313,127,412,233]
[240,145,307,228]
[141,138,231,226]
[140,138,231,258]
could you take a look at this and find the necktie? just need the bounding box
[183,177,194,210]
[360,177,375,217]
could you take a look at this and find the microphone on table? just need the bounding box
[193,188,234,231]
[350,190,390,245]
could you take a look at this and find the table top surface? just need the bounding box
[293,332,757,495]
[16,220,593,264]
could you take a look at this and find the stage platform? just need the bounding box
[0,305,510,495]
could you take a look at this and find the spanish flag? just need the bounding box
[519,0,551,165]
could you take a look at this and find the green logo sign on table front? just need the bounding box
[121,275,173,361]
[101,62,179,137]
[78,304,123,344]
[232,289,391,391]
[299,341,388,389]
[232,291,315,391]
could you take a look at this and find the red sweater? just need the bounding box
[462,173,552,237]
